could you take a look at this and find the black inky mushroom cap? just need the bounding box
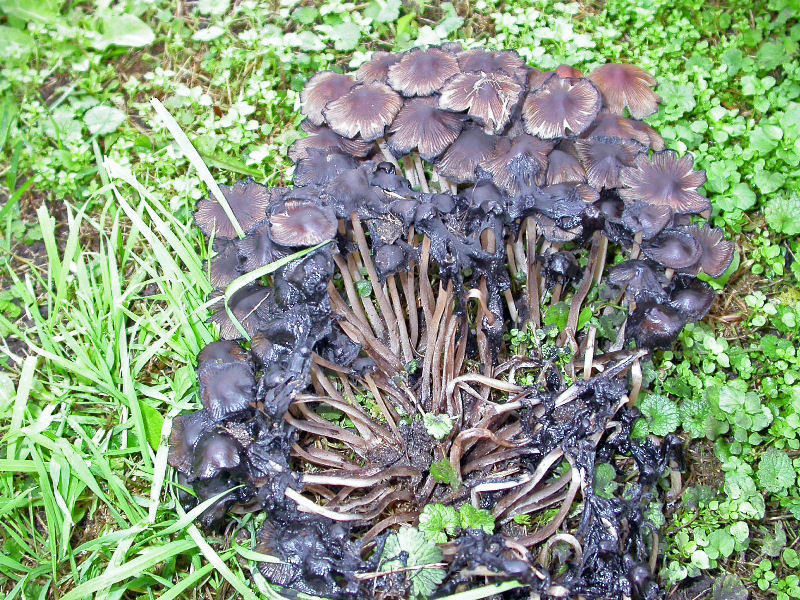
[208,241,243,289]
[356,51,402,84]
[194,179,272,240]
[269,200,338,248]
[387,96,463,160]
[323,83,403,142]
[209,284,272,340]
[669,277,715,321]
[479,134,554,194]
[607,260,668,303]
[456,48,527,81]
[288,122,372,163]
[168,410,213,474]
[198,339,251,365]
[574,137,643,190]
[588,63,661,119]
[619,150,710,215]
[685,224,735,278]
[435,124,498,184]
[641,228,703,270]
[621,202,673,240]
[522,75,602,139]
[198,361,255,421]
[438,72,523,134]
[300,72,357,126]
[546,149,586,185]
[387,48,460,97]
[293,148,360,187]
[627,303,686,349]
[192,430,244,480]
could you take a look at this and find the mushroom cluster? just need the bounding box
[169,48,733,600]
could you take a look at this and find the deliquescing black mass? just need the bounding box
[167,46,733,600]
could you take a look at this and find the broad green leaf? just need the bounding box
[0,26,33,59]
[419,504,460,543]
[423,413,453,441]
[458,505,495,534]
[93,14,155,50]
[84,105,126,136]
[757,449,796,493]
[765,194,800,235]
[381,527,445,599]
[139,401,164,451]
[638,394,679,436]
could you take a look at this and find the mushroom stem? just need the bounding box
[387,275,414,363]
[538,533,583,566]
[583,325,597,380]
[517,465,581,546]
[399,270,419,349]
[377,138,403,173]
[449,428,518,480]
[413,153,430,193]
[347,252,387,339]
[630,230,643,260]
[627,358,643,406]
[284,488,364,521]
[525,218,541,328]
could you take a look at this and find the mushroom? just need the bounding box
[209,284,272,339]
[588,63,661,119]
[208,241,243,289]
[606,260,668,303]
[356,51,402,84]
[323,83,403,142]
[168,411,213,474]
[457,48,527,82]
[479,134,554,194]
[626,303,686,349]
[269,200,338,247]
[619,150,710,215]
[668,277,715,321]
[288,122,372,163]
[621,202,673,240]
[574,137,643,190]
[387,48,460,96]
[546,149,586,185]
[438,71,523,134]
[386,96,463,160]
[198,359,255,421]
[582,110,663,150]
[435,124,498,184]
[684,224,735,278]
[522,74,602,139]
[192,430,244,480]
[194,179,272,240]
[640,228,703,270]
[301,71,357,126]
[293,148,359,187]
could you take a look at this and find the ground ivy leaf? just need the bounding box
[757,449,796,493]
[332,22,361,51]
[93,14,155,50]
[458,504,495,533]
[712,574,748,600]
[430,459,460,490]
[84,105,126,136]
[638,394,679,436]
[418,504,460,543]
[423,413,453,440]
[192,26,226,42]
[765,194,800,235]
[381,527,445,599]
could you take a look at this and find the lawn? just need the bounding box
[0,0,799,599]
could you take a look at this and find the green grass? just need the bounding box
[1,0,799,598]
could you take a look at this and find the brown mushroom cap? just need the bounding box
[356,51,402,84]
[323,83,403,142]
[198,339,251,365]
[387,96,463,160]
[685,224,735,278]
[522,75,602,139]
[641,228,703,269]
[546,149,586,185]
[555,64,583,79]
[457,48,527,81]
[194,179,272,240]
[387,48,460,97]
[583,110,655,149]
[293,148,359,187]
[300,71,357,126]
[288,122,372,163]
[168,411,213,474]
[198,361,255,421]
[619,150,710,215]
[209,285,272,339]
[479,134,554,194]
[621,202,673,240]
[588,63,661,119]
[574,137,643,190]
[534,213,582,243]
[269,200,337,247]
[208,241,243,289]
[192,430,243,480]
[669,278,715,321]
[607,260,668,302]
[627,303,686,349]
[435,124,498,184]
[438,72,523,134]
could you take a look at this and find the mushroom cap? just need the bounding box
[294,148,360,187]
[387,96,463,160]
[555,64,583,78]
[685,224,735,278]
[546,149,586,185]
[168,410,213,474]
[589,63,661,119]
[300,71,357,126]
[621,202,673,240]
[479,134,554,194]
[456,48,527,81]
[582,110,654,148]
[207,241,243,289]
[438,72,523,134]
[627,303,686,350]
[192,430,244,480]
[374,243,409,279]
[288,122,372,163]
[269,200,338,247]
[369,161,415,195]
[198,361,255,421]
[323,83,403,142]
[619,150,710,215]
[574,137,643,190]
[522,75,602,139]
[669,278,715,321]
[194,179,272,240]
[595,191,625,222]
[435,124,498,184]
[356,51,402,84]
[198,339,251,366]
[237,220,283,273]
[606,260,668,303]
[387,48,460,97]
[641,228,703,269]
[209,284,272,340]
[534,213,582,243]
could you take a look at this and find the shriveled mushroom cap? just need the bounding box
[607,260,667,303]
[574,137,643,190]
[323,83,403,142]
[374,243,409,280]
[627,303,686,349]
[619,150,710,215]
[301,71,356,126]
[209,285,272,339]
[589,63,661,119]
[435,124,497,184]
[583,110,662,150]
[195,179,272,240]
[545,149,586,185]
[198,361,255,421]
[208,241,243,289]
[641,228,703,269]
[457,48,527,81]
[534,213,582,243]
[621,202,673,240]
[669,278,715,321]
[168,410,213,474]
[198,339,251,366]
[293,148,359,187]
[192,430,244,480]
[522,75,601,139]
[237,220,282,273]
[479,134,554,194]
[288,122,372,163]
[387,48,460,96]
[387,96,463,160]
[356,51,402,84]
[685,224,735,278]
[438,72,523,134]
[269,200,337,247]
